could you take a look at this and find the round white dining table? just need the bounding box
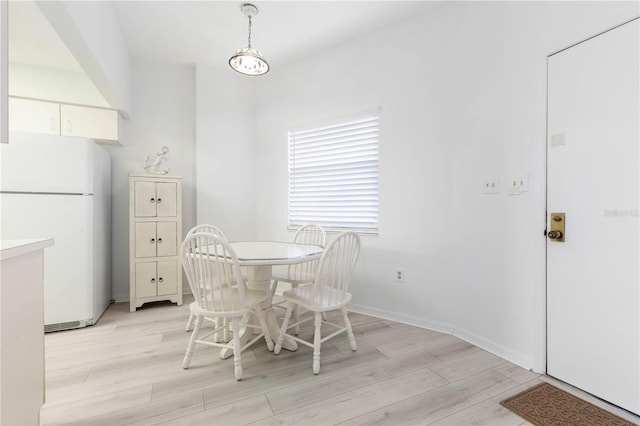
[217,241,323,359]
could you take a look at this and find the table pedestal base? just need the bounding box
[219,265,297,359]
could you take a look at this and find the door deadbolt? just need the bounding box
[548,212,565,242]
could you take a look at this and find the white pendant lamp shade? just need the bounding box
[229,46,269,76]
[229,4,269,76]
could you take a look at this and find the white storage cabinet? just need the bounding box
[8,97,120,144]
[8,97,59,135]
[1,238,54,425]
[129,174,182,312]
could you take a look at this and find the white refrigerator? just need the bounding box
[0,132,112,331]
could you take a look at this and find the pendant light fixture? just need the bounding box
[228,3,269,76]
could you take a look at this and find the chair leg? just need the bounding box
[270,279,279,297]
[185,313,195,332]
[313,312,322,374]
[274,303,294,355]
[183,314,202,368]
[254,306,274,351]
[214,317,230,342]
[231,318,242,380]
[342,307,357,351]
[292,284,300,335]
[293,305,300,335]
[223,318,229,342]
[213,317,224,342]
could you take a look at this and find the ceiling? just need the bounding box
[9,1,445,73]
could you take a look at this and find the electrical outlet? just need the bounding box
[395,269,405,283]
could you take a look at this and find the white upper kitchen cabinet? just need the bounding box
[8,97,121,144]
[61,103,119,142]
[9,98,60,135]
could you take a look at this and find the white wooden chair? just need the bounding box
[270,224,326,334]
[181,232,274,380]
[184,224,228,333]
[274,231,360,374]
[186,224,228,240]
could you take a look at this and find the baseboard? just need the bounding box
[348,303,535,372]
[348,303,454,336]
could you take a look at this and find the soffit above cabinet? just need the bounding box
[8,2,108,108]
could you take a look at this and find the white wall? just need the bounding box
[195,65,257,241]
[8,63,108,107]
[36,1,132,116]
[105,58,196,302]
[250,1,639,371]
[0,0,7,144]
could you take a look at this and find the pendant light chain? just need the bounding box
[247,15,252,48]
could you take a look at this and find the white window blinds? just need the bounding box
[288,112,379,233]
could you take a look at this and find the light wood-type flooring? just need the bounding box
[38,296,633,426]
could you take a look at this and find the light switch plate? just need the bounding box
[516,175,529,192]
[509,175,529,194]
[482,178,499,194]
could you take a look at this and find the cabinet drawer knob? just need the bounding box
[150,238,155,244]
[157,238,163,243]
[158,277,164,283]
[157,198,162,203]
[150,278,156,283]
[150,198,156,203]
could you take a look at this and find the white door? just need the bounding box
[547,19,639,415]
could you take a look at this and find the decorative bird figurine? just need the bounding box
[143,146,171,175]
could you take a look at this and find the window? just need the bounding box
[288,111,379,234]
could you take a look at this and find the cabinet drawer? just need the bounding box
[135,262,158,298]
[135,222,157,258]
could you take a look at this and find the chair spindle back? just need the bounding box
[288,224,326,280]
[312,232,360,306]
[181,233,246,315]
[186,224,228,240]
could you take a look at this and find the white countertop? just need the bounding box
[1,239,55,261]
